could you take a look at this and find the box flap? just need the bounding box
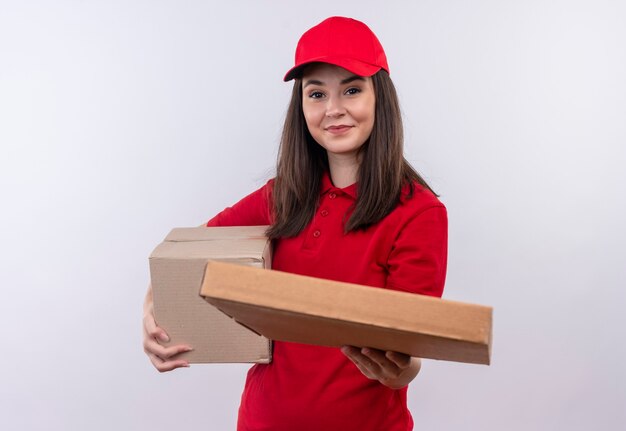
[151,238,270,260]
[165,226,269,242]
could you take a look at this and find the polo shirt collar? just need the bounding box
[320,171,357,199]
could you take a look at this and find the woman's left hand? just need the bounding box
[341,346,422,389]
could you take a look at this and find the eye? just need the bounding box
[345,87,361,95]
[308,91,325,99]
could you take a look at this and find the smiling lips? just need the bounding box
[325,125,353,135]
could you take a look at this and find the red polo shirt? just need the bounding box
[207,172,447,431]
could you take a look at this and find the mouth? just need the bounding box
[325,125,353,134]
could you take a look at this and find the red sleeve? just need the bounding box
[385,205,448,298]
[206,179,274,227]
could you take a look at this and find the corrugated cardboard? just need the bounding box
[201,261,493,365]
[149,226,272,363]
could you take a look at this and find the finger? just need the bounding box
[143,336,193,360]
[361,347,405,378]
[341,346,372,366]
[147,352,190,373]
[352,360,377,379]
[361,348,391,366]
[384,351,412,369]
[340,345,361,360]
[143,327,188,360]
[142,325,192,358]
[341,346,379,378]
[143,313,170,342]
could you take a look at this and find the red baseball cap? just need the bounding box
[283,16,389,82]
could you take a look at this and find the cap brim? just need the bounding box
[283,57,382,81]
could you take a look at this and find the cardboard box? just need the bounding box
[149,226,272,363]
[201,261,493,365]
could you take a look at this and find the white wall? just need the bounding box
[1,1,624,430]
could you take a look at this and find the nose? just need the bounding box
[325,95,346,118]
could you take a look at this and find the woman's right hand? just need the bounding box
[143,285,193,372]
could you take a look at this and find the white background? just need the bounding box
[1,1,625,430]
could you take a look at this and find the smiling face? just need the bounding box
[301,63,376,164]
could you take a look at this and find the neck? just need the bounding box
[327,152,360,188]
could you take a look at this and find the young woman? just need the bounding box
[143,16,447,431]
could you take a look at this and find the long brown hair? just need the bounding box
[266,70,436,239]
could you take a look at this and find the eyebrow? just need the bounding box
[303,75,366,88]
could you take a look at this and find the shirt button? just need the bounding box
[313,230,321,238]
[320,209,329,217]
[329,192,337,199]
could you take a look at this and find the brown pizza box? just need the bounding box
[149,226,272,363]
[200,261,493,365]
